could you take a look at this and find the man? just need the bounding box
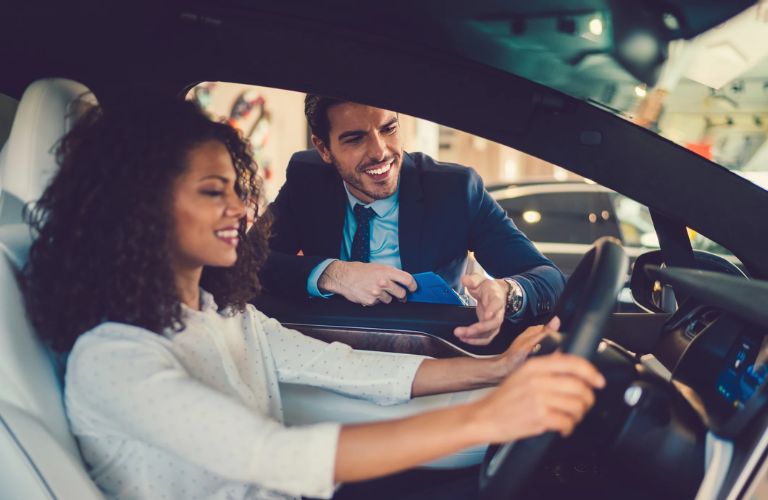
[259,95,565,345]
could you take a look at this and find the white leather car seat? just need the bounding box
[0,78,102,499]
[0,78,95,225]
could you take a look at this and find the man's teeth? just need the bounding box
[215,229,239,238]
[366,162,392,175]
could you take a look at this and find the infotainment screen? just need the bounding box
[716,334,768,409]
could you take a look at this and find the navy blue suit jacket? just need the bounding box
[259,150,565,320]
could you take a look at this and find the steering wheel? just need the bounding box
[478,236,628,499]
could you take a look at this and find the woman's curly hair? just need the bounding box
[23,95,270,352]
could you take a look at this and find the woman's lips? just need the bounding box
[214,228,239,246]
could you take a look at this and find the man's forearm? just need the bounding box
[317,259,345,295]
[410,355,514,397]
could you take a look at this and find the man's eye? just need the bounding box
[344,137,363,144]
[384,125,397,134]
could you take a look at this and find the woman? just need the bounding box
[23,96,604,500]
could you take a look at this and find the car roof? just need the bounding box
[2,0,767,277]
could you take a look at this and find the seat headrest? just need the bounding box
[0,78,96,224]
[0,224,32,270]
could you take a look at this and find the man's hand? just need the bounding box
[453,274,510,345]
[318,261,417,306]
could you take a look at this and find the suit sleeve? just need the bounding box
[465,170,565,320]
[256,161,328,298]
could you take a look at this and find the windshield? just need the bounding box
[440,3,768,191]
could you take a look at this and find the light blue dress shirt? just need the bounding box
[307,183,402,297]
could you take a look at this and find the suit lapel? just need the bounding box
[398,153,425,272]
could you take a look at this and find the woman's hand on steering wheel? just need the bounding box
[470,353,605,444]
[499,316,562,374]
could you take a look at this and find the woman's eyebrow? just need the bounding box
[198,174,231,183]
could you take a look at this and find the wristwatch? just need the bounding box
[502,278,524,315]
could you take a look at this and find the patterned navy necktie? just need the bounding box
[350,204,377,263]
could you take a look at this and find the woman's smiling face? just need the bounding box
[169,140,247,273]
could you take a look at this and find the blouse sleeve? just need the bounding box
[65,324,340,499]
[252,307,426,405]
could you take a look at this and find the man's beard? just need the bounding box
[330,153,400,201]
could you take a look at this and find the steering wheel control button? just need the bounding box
[624,384,644,407]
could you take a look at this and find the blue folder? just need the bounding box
[407,272,467,306]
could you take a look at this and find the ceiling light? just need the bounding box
[588,17,604,36]
[662,13,680,31]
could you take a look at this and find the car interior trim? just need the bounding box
[651,267,768,328]
[726,423,768,500]
[694,432,733,500]
[282,323,482,359]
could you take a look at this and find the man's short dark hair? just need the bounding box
[304,94,345,146]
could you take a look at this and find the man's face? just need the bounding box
[313,103,403,204]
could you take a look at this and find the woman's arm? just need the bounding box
[335,352,604,483]
[411,319,558,397]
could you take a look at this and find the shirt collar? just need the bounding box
[342,181,399,218]
[180,288,219,316]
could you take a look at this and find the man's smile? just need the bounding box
[362,159,395,180]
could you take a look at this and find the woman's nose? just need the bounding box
[226,195,247,219]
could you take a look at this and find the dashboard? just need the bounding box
[647,267,768,440]
[631,266,768,499]
[716,332,768,411]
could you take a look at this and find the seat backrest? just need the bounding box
[0,78,95,225]
[0,223,102,499]
[0,400,103,499]
[0,76,104,498]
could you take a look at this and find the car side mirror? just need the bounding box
[630,249,746,313]
[629,251,676,313]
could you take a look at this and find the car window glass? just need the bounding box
[610,193,659,248]
[0,92,19,150]
[443,4,768,193]
[498,191,614,245]
[187,82,737,261]
[186,82,588,205]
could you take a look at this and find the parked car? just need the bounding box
[489,181,656,311]
[2,1,768,499]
